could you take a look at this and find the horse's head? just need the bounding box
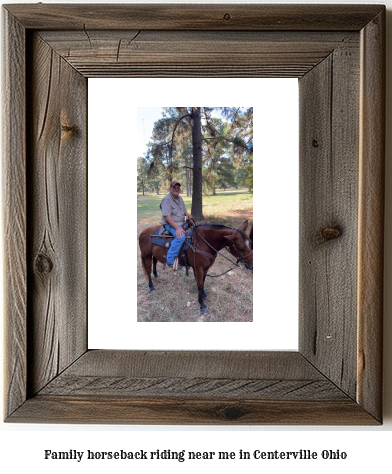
[224,220,253,270]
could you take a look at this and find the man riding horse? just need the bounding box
[160,180,193,269]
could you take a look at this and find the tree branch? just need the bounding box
[221,136,249,150]
[169,113,192,158]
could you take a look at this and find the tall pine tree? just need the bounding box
[146,107,253,220]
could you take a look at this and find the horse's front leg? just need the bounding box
[152,256,158,278]
[202,271,208,300]
[196,266,208,314]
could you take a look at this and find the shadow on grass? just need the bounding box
[202,211,253,228]
[204,190,252,199]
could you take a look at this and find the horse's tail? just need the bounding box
[141,254,148,276]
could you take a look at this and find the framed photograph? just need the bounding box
[134,106,255,323]
[88,82,298,347]
[3,4,384,424]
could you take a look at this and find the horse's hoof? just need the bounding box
[200,307,208,315]
[150,286,156,292]
[153,273,158,278]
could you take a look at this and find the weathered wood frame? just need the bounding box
[3,4,384,424]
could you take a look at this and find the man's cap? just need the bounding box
[170,180,181,187]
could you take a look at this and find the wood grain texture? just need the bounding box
[9,396,379,425]
[54,350,326,379]
[9,351,378,424]
[2,9,27,419]
[37,351,346,401]
[27,33,87,395]
[4,4,384,31]
[39,377,347,400]
[299,41,360,399]
[357,9,385,422]
[2,4,384,425]
[38,30,358,78]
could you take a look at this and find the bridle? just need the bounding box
[226,228,254,265]
[191,224,253,272]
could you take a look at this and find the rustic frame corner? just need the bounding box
[3,4,385,424]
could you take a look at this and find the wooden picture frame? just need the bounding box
[3,4,384,424]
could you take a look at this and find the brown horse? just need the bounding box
[139,220,253,314]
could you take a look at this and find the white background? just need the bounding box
[88,78,299,350]
[1,0,391,473]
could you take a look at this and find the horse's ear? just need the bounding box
[242,220,248,232]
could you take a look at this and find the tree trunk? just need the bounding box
[186,156,191,196]
[191,107,204,220]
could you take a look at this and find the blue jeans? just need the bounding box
[164,224,185,264]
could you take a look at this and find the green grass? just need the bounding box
[137,188,253,229]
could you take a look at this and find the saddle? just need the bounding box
[150,226,193,272]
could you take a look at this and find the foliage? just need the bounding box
[145,107,252,189]
[138,107,253,219]
[137,155,165,195]
[211,107,253,166]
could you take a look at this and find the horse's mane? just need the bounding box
[195,224,248,240]
[195,224,229,229]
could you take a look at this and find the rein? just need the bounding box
[191,222,251,278]
[193,226,241,267]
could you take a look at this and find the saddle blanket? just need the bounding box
[151,226,191,250]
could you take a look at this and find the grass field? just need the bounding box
[137,189,253,322]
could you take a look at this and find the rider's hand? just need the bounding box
[176,227,184,238]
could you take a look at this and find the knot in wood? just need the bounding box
[312,139,319,148]
[61,124,77,134]
[223,13,231,21]
[316,225,342,244]
[223,405,244,420]
[34,252,53,274]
